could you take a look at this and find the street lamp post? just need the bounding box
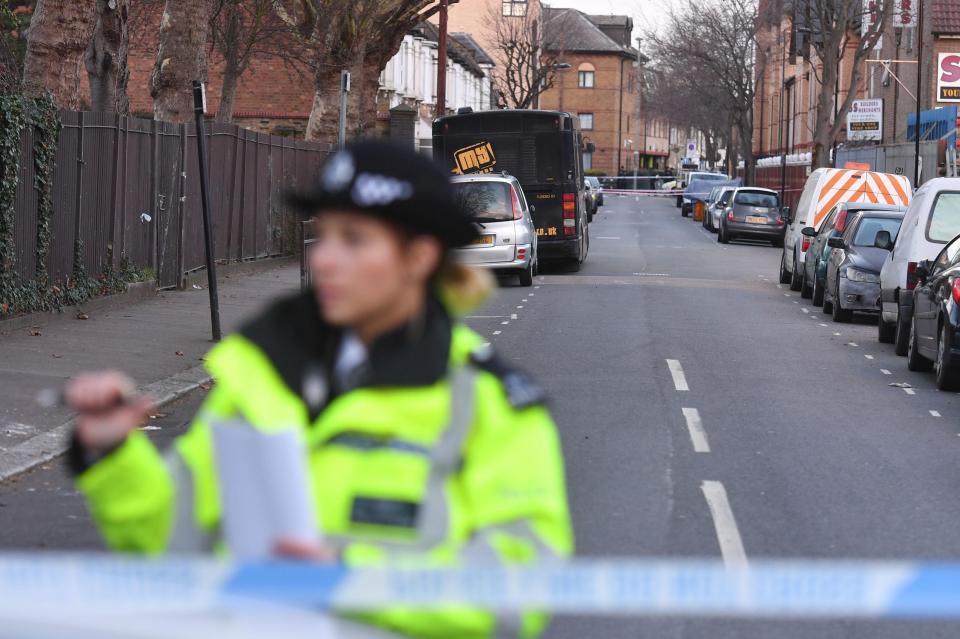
[914,0,925,187]
[778,29,787,202]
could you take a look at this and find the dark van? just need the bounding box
[433,110,589,270]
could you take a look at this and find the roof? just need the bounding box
[542,7,639,59]
[932,0,960,35]
[411,22,487,78]
[450,32,494,67]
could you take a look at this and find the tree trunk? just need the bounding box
[85,0,127,112]
[215,2,241,123]
[22,0,97,109]
[150,0,209,124]
[305,67,344,146]
[811,49,840,169]
[216,58,239,123]
[114,0,130,114]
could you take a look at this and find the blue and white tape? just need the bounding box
[1,554,959,619]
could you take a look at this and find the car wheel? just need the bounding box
[719,224,729,244]
[800,269,813,299]
[831,279,852,322]
[812,276,824,307]
[894,307,911,356]
[518,262,534,287]
[789,252,803,291]
[878,315,896,343]
[935,322,960,390]
[772,238,784,248]
[907,313,934,372]
[779,252,791,284]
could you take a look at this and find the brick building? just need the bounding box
[753,0,957,161]
[124,6,493,140]
[538,8,641,175]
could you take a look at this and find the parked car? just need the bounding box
[583,180,598,222]
[879,178,960,353]
[700,186,721,230]
[679,172,730,216]
[450,173,538,287]
[717,187,785,245]
[586,176,604,207]
[905,232,960,389]
[779,167,912,292]
[705,186,738,233]
[801,202,906,304]
[822,210,904,323]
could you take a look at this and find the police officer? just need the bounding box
[67,139,573,639]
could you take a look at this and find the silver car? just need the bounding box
[451,173,538,287]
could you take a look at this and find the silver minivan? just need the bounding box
[450,174,538,286]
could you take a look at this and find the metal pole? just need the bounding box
[779,31,787,203]
[914,0,925,187]
[191,81,222,342]
[436,0,449,118]
[338,70,350,149]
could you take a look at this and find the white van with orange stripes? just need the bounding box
[778,167,912,293]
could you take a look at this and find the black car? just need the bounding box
[822,211,904,323]
[905,231,960,390]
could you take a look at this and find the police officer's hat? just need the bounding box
[287,139,478,248]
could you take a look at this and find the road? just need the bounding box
[3,194,960,636]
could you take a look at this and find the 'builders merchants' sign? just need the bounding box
[938,53,960,103]
[847,99,883,141]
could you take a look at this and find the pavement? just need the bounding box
[0,261,299,480]
[3,197,960,637]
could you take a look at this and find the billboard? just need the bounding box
[938,53,960,103]
[847,99,883,141]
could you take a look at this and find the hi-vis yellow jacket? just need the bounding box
[75,293,574,639]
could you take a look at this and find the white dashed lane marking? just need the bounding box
[881,369,892,375]
[510,314,518,320]
[666,359,690,392]
[501,321,509,325]
[681,408,710,453]
[801,308,809,314]
[701,480,747,567]
[931,410,942,417]
[905,388,916,395]
[865,355,874,360]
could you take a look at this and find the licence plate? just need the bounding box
[745,216,768,224]
[472,234,495,246]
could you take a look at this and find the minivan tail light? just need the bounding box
[801,236,812,252]
[907,262,919,290]
[510,187,523,220]
[953,279,960,304]
[726,208,734,221]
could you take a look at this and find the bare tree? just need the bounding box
[644,0,762,182]
[150,0,210,123]
[22,0,97,108]
[272,0,444,145]
[485,3,562,109]
[85,0,129,112]
[794,0,892,168]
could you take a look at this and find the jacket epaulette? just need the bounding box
[469,347,547,410]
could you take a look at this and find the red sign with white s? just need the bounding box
[938,54,960,103]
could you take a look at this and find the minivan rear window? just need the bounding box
[927,192,960,243]
[735,191,779,207]
[453,181,513,222]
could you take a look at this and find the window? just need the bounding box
[578,113,594,130]
[734,190,779,207]
[928,193,960,243]
[582,152,593,170]
[577,63,596,88]
[501,0,527,16]
[452,182,513,222]
[852,217,902,248]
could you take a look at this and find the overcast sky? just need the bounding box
[542,0,679,44]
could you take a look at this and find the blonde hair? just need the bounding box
[436,260,495,316]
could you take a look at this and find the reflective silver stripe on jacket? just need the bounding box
[164,448,215,552]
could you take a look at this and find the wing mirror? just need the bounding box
[800,226,817,238]
[874,230,894,251]
[529,205,536,213]
[916,260,932,282]
[781,206,793,223]
[827,237,845,249]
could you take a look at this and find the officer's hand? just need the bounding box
[66,371,153,453]
[274,538,339,563]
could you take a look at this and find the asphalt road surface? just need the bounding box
[3,194,960,637]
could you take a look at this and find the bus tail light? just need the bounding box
[563,193,576,236]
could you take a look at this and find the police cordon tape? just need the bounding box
[603,189,684,197]
[2,554,960,619]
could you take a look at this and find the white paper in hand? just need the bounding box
[212,420,318,560]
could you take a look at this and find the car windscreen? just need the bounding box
[694,174,728,182]
[928,192,960,243]
[586,177,600,188]
[852,217,902,247]
[734,191,779,207]
[453,182,513,222]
